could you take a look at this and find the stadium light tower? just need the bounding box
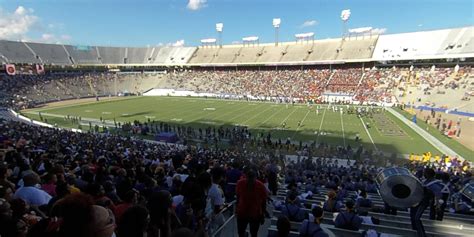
[273,18,281,46]
[216,23,224,48]
[340,9,351,39]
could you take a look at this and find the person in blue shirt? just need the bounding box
[299,206,329,237]
[277,192,306,222]
[355,190,373,211]
[334,200,363,231]
[432,172,451,221]
[410,168,436,237]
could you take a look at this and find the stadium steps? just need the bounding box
[302,43,315,62]
[61,44,75,64]
[278,45,289,62]
[86,77,98,96]
[357,72,366,87]
[22,42,42,63]
[55,81,80,98]
[231,47,244,63]
[324,71,336,87]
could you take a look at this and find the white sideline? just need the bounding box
[386,108,464,160]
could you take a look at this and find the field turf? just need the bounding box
[21,96,464,158]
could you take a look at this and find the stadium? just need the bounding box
[0,1,473,237]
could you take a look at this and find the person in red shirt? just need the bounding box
[114,189,139,224]
[235,166,268,237]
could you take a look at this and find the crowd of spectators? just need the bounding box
[0,115,471,237]
[1,66,471,111]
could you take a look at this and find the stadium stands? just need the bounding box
[25,42,71,65]
[64,45,101,64]
[336,37,378,60]
[188,47,220,64]
[212,46,241,64]
[233,45,265,63]
[165,47,196,64]
[306,39,341,61]
[256,45,288,63]
[98,46,126,64]
[125,47,149,64]
[0,40,39,64]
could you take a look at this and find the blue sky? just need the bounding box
[0,0,472,47]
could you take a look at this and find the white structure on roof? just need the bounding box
[372,26,474,61]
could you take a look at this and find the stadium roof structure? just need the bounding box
[0,26,472,67]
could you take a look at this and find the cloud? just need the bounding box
[41,33,54,41]
[60,34,72,41]
[170,39,185,47]
[187,0,207,11]
[300,20,318,28]
[34,33,72,44]
[0,6,38,40]
[418,24,423,27]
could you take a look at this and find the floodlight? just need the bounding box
[216,23,223,32]
[273,18,281,28]
[341,9,351,21]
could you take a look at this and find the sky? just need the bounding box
[0,0,472,47]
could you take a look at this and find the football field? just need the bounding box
[20,96,472,158]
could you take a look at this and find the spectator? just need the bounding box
[355,190,373,210]
[268,215,291,237]
[299,206,329,237]
[334,200,363,231]
[114,189,139,223]
[116,205,149,237]
[322,191,342,212]
[13,172,52,206]
[277,192,305,222]
[236,166,268,237]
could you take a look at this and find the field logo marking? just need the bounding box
[203,108,216,111]
[102,112,111,114]
[171,118,182,122]
[85,110,93,113]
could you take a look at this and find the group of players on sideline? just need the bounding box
[0,117,472,237]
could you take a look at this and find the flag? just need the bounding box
[5,64,15,75]
[36,64,45,74]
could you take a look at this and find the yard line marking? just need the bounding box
[257,106,285,127]
[239,106,275,125]
[359,116,377,151]
[291,109,311,139]
[340,111,346,147]
[316,105,329,144]
[226,103,267,122]
[278,107,298,125]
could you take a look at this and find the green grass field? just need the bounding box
[21,96,469,158]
